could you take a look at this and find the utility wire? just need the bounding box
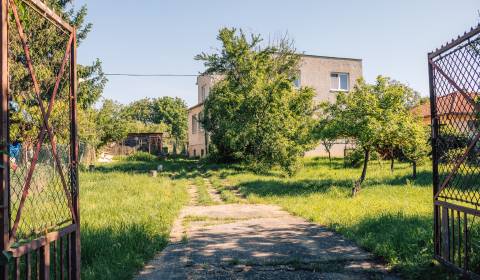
[105,73,199,77]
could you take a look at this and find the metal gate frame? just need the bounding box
[429,25,480,278]
[0,0,79,279]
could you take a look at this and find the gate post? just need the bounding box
[69,28,81,280]
[428,59,441,257]
[0,0,9,278]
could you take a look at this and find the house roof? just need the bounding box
[299,54,362,62]
[188,102,204,111]
[411,92,478,118]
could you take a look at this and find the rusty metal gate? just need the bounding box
[429,25,480,277]
[0,0,79,279]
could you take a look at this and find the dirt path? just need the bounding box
[203,178,223,203]
[136,181,399,280]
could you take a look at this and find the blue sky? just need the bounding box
[75,0,479,107]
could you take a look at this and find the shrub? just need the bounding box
[127,152,157,162]
[345,148,379,168]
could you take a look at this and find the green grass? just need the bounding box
[80,160,188,280]
[205,157,466,279]
[76,156,478,279]
[193,177,216,206]
[208,176,244,203]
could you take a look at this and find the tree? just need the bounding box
[151,97,188,154]
[402,118,430,179]
[123,98,154,125]
[196,28,316,175]
[123,97,188,154]
[374,77,418,172]
[314,104,341,165]
[95,99,128,149]
[328,78,382,192]
[8,0,107,148]
[327,76,427,194]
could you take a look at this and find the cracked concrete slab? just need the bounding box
[136,203,399,280]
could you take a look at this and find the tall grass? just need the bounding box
[80,161,188,280]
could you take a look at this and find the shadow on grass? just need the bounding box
[91,159,248,180]
[335,213,460,280]
[237,178,354,198]
[235,170,433,199]
[81,224,169,280]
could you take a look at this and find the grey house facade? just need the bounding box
[188,54,363,158]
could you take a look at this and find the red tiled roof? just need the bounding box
[411,92,478,118]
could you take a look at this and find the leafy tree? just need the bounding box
[314,104,341,165]
[8,0,107,148]
[374,77,418,172]
[327,76,427,193]
[327,78,382,190]
[95,99,128,149]
[196,28,316,175]
[402,118,430,179]
[151,97,188,153]
[123,98,154,125]
[123,97,188,154]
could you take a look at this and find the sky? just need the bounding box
[75,0,479,107]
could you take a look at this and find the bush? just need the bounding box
[126,152,157,162]
[344,148,379,168]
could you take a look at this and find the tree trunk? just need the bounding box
[359,148,370,184]
[390,157,394,172]
[412,161,417,180]
[352,149,369,197]
[328,150,332,167]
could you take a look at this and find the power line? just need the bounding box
[104,73,199,77]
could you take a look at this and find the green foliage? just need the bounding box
[123,97,188,142]
[196,28,316,175]
[437,124,470,162]
[314,104,342,162]
[401,118,431,165]
[324,76,429,183]
[126,151,157,162]
[95,99,128,149]
[345,147,379,168]
[126,120,169,134]
[7,0,106,147]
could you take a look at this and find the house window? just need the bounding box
[200,85,209,102]
[201,86,205,102]
[201,149,204,157]
[198,111,204,132]
[192,114,197,134]
[293,73,301,88]
[193,149,196,157]
[330,73,349,91]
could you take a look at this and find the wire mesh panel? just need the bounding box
[429,25,480,277]
[0,0,79,279]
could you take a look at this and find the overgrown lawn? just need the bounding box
[80,160,188,280]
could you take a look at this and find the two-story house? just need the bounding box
[188,54,363,158]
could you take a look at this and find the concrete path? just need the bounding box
[136,180,398,280]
